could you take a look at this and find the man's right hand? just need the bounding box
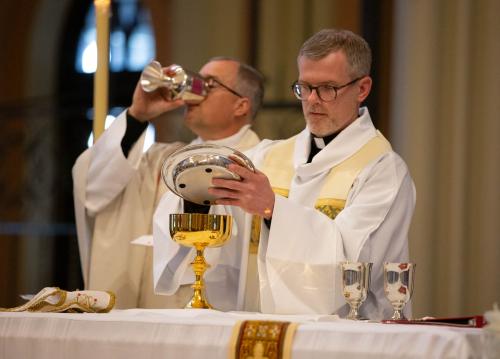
[127,75,185,122]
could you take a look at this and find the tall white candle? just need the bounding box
[93,0,111,142]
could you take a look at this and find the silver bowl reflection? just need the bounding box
[161,144,255,205]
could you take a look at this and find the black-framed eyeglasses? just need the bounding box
[291,76,364,102]
[205,76,243,98]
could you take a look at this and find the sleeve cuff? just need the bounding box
[121,110,149,157]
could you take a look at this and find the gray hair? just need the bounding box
[208,56,264,120]
[298,29,372,78]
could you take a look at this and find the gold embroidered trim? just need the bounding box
[250,216,261,254]
[102,290,116,313]
[250,186,289,252]
[315,198,346,220]
[229,320,299,359]
[271,187,289,198]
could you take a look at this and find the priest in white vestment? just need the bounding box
[153,29,416,320]
[73,58,264,308]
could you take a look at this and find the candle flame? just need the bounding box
[94,0,110,7]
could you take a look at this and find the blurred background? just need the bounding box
[0,0,498,319]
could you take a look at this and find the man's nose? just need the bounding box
[306,88,322,102]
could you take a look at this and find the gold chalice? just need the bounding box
[163,144,254,309]
[169,213,232,309]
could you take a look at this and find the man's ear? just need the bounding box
[234,97,251,117]
[357,76,372,103]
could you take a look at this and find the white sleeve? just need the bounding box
[72,110,146,285]
[259,152,415,318]
[78,111,146,215]
[152,193,190,295]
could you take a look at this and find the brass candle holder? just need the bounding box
[169,213,232,309]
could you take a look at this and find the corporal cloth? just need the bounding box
[73,110,259,308]
[153,107,416,319]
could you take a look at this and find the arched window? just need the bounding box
[73,0,156,150]
[75,0,156,74]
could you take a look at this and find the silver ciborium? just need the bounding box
[340,262,372,320]
[140,60,209,103]
[383,262,416,320]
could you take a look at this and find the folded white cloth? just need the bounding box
[130,235,153,247]
[0,287,115,313]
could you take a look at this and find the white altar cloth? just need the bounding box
[0,309,487,358]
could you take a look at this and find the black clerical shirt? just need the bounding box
[307,132,338,163]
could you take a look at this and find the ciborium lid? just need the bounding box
[161,144,255,205]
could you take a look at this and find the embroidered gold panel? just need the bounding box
[250,216,261,254]
[315,198,346,220]
[229,320,299,359]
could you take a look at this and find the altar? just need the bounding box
[0,309,490,358]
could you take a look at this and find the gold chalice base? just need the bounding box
[169,213,232,309]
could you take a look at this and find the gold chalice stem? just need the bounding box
[169,213,232,310]
[186,245,212,309]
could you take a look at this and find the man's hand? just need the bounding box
[209,164,275,219]
[128,71,185,122]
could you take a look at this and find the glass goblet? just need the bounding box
[383,262,416,320]
[340,262,372,320]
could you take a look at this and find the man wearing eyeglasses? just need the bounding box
[73,57,264,309]
[153,29,415,319]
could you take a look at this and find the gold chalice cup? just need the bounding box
[169,213,232,309]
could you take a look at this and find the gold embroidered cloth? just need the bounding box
[229,320,299,359]
[0,287,115,313]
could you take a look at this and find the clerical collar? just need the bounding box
[312,132,338,148]
[308,132,339,163]
[312,137,324,149]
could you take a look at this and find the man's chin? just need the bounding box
[184,105,199,118]
[307,124,336,138]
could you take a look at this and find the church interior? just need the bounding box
[0,0,499,322]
